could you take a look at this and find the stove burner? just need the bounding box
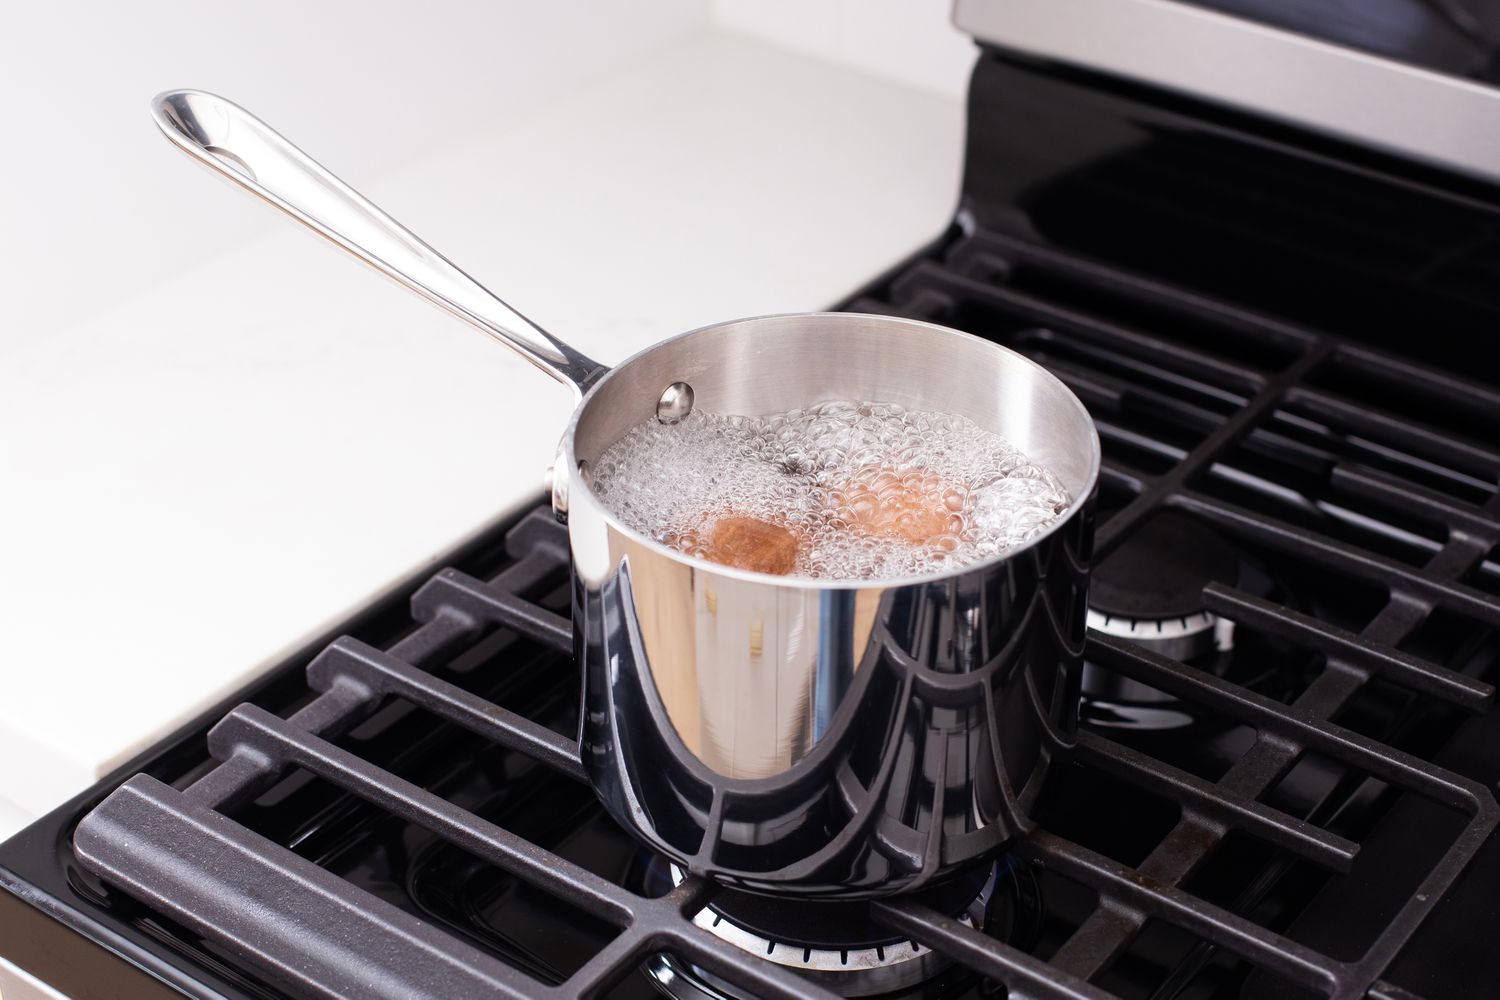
[1081,512,1256,730]
[642,860,1038,998]
[1086,511,1239,661]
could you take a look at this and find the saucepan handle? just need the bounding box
[151,89,606,396]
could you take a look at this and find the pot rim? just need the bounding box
[561,311,1101,591]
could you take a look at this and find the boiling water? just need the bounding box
[589,401,1071,580]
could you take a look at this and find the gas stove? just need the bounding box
[6,2,1500,998]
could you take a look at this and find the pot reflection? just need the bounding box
[578,497,1092,899]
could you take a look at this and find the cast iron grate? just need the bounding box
[73,227,1500,1000]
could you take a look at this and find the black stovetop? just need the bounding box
[4,44,1500,1000]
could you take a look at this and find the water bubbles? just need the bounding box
[590,400,1070,580]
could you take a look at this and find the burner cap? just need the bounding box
[1086,512,1239,663]
[695,866,989,951]
[1089,512,1238,620]
[653,864,997,997]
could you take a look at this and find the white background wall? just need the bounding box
[0,1,707,353]
[0,2,972,352]
[0,1,978,347]
[0,2,972,354]
[713,0,975,99]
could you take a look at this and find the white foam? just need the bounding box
[590,401,1071,580]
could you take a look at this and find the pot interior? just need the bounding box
[570,312,1099,505]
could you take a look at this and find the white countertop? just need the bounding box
[0,27,965,838]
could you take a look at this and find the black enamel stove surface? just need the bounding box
[6,46,1500,1000]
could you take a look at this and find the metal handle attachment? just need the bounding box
[151,90,605,396]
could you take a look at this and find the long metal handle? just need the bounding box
[152,90,605,396]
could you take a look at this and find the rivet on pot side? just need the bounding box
[656,382,695,424]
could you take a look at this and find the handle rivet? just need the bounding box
[656,382,695,424]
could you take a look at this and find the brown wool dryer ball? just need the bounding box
[703,516,800,575]
[832,467,964,546]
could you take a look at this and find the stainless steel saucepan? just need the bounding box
[152,90,1101,899]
